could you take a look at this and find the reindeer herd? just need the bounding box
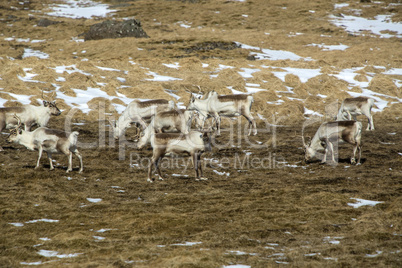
[0,91,376,181]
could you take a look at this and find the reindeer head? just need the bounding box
[302,135,315,163]
[109,117,133,140]
[7,115,24,143]
[43,100,62,116]
[42,90,61,116]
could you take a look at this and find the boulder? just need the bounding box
[84,19,149,41]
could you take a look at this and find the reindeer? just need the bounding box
[7,115,83,173]
[187,91,257,136]
[147,131,212,182]
[136,109,194,149]
[0,100,61,151]
[336,97,375,130]
[303,120,362,165]
[109,99,175,140]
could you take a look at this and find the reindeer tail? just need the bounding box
[369,98,379,109]
[68,131,79,145]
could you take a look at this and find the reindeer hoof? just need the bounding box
[147,178,154,183]
[351,158,356,165]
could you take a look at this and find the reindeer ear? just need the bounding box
[43,100,49,107]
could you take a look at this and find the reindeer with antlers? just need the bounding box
[7,115,83,173]
[303,120,363,165]
[109,99,175,140]
[187,90,257,136]
[0,91,61,151]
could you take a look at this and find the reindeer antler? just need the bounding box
[196,85,202,95]
[108,117,116,129]
[41,89,57,102]
[13,114,22,128]
[132,124,142,141]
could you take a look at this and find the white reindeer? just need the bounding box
[7,115,83,173]
[137,109,194,149]
[187,91,257,136]
[109,99,175,140]
[303,120,362,165]
[147,131,212,182]
[336,97,375,130]
[0,100,61,150]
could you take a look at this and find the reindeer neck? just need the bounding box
[16,131,36,150]
[310,131,323,150]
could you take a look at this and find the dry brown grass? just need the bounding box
[0,0,401,267]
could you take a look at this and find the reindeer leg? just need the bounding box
[243,114,256,136]
[215,114,221,136]
[0,125,3,150]
[138,118,148,130]
[47,152,54,171]
[155,157,164,181]
[198,153,208,181]
[369,115,374,130]
[193,153,199,179]
[357,142,362,164]
[66,151,73,173]
[252,117,257,136]
[74,149,83,173]
[351,144,357,165]
[148,151,163,182]
[346,111,352,120]
[328,141,336,163]
[35,145,43,169]
[320,139,327,164]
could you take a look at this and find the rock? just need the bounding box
[84,19,149,41]
[37,18,60,27]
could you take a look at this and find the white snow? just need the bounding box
[269,67,321,83]
[22,48,49,59]
[20,261,43,266]
[38,249,82,258]
[366,250,383,258]
[9,222,24,227]
[87,198,102,203]
[348,198,384,208]
[170,241,202,246]
[47,0,116,19]
[213,170,230,176]
[25,219,59,223]
[330,14,402,38]
[145,71,182,81]
[236,42,309,61]
[163,62,180,69]
[307,43,349,51]
[223,265,251,268]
